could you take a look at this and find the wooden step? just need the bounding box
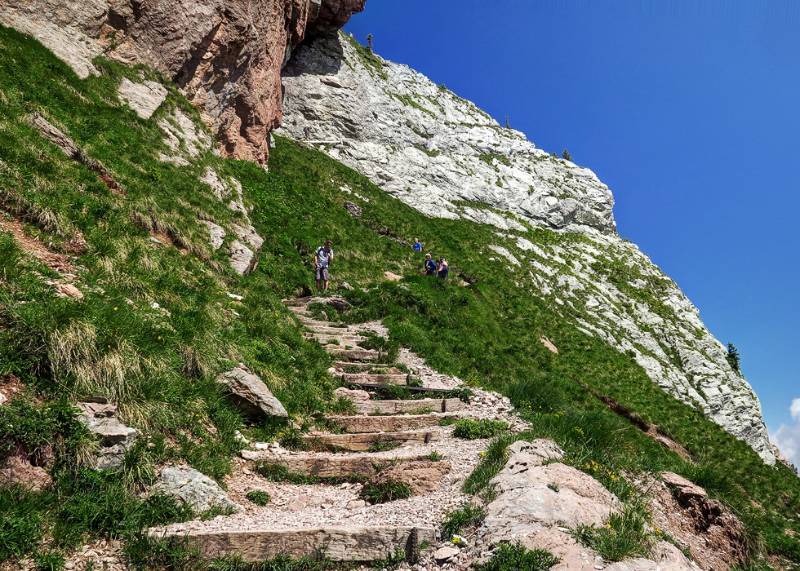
[241,451,450,492]
[354,398,466,415]
[332,362,402,374]
[325,347,384,362]
[152,525,436,563]
[326,413,459,433]
[302,430,438,452]
[338,372,409,386]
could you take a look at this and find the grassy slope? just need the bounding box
[0,25,798,568]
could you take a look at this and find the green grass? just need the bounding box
[474,543,559,571]
[245,490,271,506]
[451,419,509,440]
[441,503,486,539]
[0,23,798,568]
[359,480,412,505]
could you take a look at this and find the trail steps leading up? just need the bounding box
[150,296,522,565]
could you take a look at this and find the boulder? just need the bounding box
[480,439,618,549]
[0,454,52,491]
[77,400,138,469]
[153,465,240,514]
[217,365,288,420]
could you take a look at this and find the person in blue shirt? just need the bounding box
[413,238,423,252]
[423,253,436,276]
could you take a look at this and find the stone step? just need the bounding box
[354,398,466,415]
[326,413,460,433]
[325,347,384,362]
[152,525,435,563]
[306,332,366,344]
[332,362,403,374]
[306,325,355,334]
[302,430,438,452]
[349,382,457,395]
[338,372,410,386]
[241,450,450,492]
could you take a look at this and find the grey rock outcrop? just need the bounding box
[280,33,615,235]
[153,465,240,514]
[280,33,775,464]
[77,400,138,469]
[478,440,699,571]
[217,365,288,420]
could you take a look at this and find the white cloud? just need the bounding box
[791,398,800,420]
[772,397,800,468]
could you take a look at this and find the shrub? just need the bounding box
[475,542,559,570]
[452,419,508,440]
[245,490,271,506]
[33,551,64,571]
[441,503,486,539]
[359,480,412,504]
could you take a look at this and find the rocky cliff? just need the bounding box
[0,0,364,163]
[278,33,776,464]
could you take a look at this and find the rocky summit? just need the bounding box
[279,32,775,464]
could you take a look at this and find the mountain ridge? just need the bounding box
[278,31,776,464]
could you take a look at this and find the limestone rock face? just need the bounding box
[0,0,365,163]
[154,465,241,514]
[217,365,288,420]
[280,33,775,464]
[280,33,616,234]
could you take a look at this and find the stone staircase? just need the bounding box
[149,296,524,567]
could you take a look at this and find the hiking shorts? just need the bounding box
[316,267,330,281]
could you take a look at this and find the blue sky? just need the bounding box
[345,1,800,455]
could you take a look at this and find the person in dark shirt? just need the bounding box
[423,253,436,276]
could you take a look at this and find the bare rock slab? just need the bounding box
[153,466,240,515]
[217,365,288,420]
[118,77,168,120]
[151,526,435,563]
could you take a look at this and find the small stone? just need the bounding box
[433,545,460,563]
[153,465,240,514]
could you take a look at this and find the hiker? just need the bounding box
[437,257,449,280]
[423,253,436,276]
[413,238,423,252]
[314,240,334,292]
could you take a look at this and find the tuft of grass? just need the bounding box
[245,490,271,507]
[475,542,559,571]
[452,419,509,440]
[441,503,486,540]
[255,463,316,485]
[427,451,444,462]
[573,501,652,562]
[359,480,412,505]
[33,551,65,571]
